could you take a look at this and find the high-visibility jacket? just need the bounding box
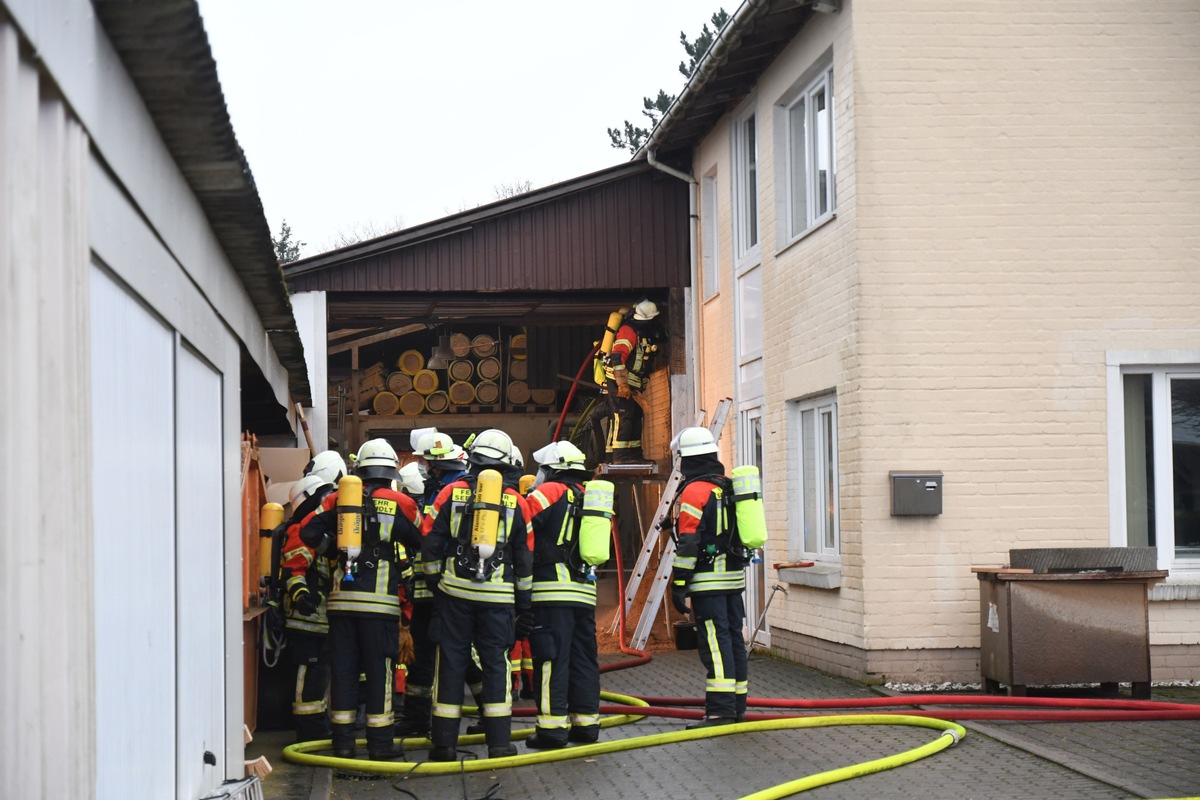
[421,476,533,607]
[671,477,747,595]
[525,480,596,607]
[280,487,336,634]
[604,322,654,390]
[299,483,422,618]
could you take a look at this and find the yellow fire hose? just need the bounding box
[283,690,966,798]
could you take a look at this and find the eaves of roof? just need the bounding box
[637,0,818,162]
[93,0,311,405]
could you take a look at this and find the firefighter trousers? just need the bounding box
[328,613,399,754]
[529,604,601,744]
[287,630,331,742]
[604,380,643,459]
[690,591,748,719]
[399,601,435,729]
[429,593,515,751]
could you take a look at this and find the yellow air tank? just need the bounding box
[258,502,285,583]
[470,468,503,581]
[578,479,614,571]
[593,308,627,384]
[731,465,768,550]
[518,474,536,496]
[336,474,364,581]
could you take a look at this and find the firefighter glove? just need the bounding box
[291,585,317,617]
[515,610,536,640]
[670,578,690,616]
[613,367,632,399]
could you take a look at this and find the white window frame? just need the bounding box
[1107,351,1200,575]
[782,63,835,243]
[788,393,840,561]
[701,172,720,302]
[731,103,760,270]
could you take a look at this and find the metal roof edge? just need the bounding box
[93,0,311,405]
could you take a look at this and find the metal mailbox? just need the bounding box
[889,471,943,516]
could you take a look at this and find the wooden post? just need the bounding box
[350,346,361,452]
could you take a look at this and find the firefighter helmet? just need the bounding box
[533,441,587,472]
[355,438,400,481]
[468,428,516,466]
[409,426,438,453]
[672,426,718,458]
[416,431,467,469]
[398,461,425,496]
[306,450,348,485]
[632,299,659,321]
[512,445,524,470]
[289,473,330,511]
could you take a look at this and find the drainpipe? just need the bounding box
[645,149,700,424]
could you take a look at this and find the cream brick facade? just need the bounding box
[688,0,1200,683]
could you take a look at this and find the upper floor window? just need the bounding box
[783,63,835,241]
[701,173,719,301]
[732,108,759,267]
[1111,356,1200,572]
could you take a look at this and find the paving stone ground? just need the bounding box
[249,649,1200,800]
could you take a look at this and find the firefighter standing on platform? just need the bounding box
[522,440,605,749]
[602,299,661,463]
[421,428,533,761]
[669,427,750,728]
[299,438,422,761]
[395,430,469,738]
[279,470,340,742]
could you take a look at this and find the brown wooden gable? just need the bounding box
[284,161,690,296]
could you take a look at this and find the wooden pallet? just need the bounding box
[446,404,499,414]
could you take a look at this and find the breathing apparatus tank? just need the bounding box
[731,465,768,551]
[336,474,364,581]
[470,468,503,582]
[518,474,536,496]
[593,308,628,384]
[258,502,285,591]
[577,479,614,580]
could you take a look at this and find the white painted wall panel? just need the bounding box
[91,267,176,800]
[175,344,225,797]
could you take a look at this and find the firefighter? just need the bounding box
[305,449,348,486]
[278,473,338,741]
[395,431,470,738]
[601,299,661,463]
[522,441,603,749]
[421,429,533,761]
[668,427,750,728]
[299,438,422,761]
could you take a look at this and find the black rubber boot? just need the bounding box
[686,716,737,729]
[367,742,405,762]
[524,732,568,750]
[567,724,599,743]
[427,745,457,762]
[488,743,518,758]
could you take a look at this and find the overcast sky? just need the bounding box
[198,0,723,257]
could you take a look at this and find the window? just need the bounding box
[1112,359,1200,570]
[789,394,839,559]
[732,108,759,266]
[783,64,835,240]
[701,174,719,301]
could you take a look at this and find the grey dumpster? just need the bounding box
[977,547,1167,699]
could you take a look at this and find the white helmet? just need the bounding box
[289,473,331,511]
[511,445,524,470]
[632,299,659,321]
[416,431,467,468]
[355,438,400,481]
[306,450,348,485]
[533,441,587,472]
[409,426,438,453]
[468,428,516,467]
[671,426,718,458]
[398,462,425,496]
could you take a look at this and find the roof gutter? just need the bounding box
[641,0,769,427]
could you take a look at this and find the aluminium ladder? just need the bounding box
[626,397,733,650]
